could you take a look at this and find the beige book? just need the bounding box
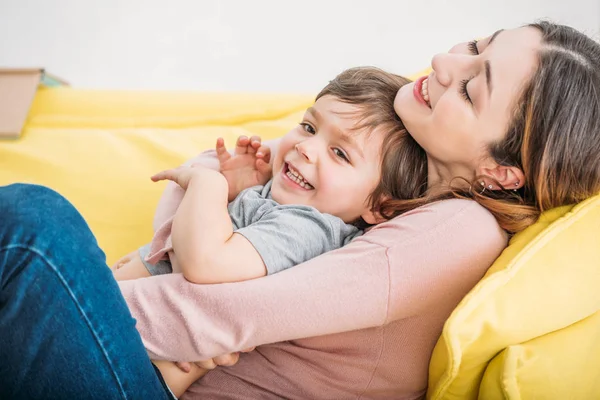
[0,68,68,139]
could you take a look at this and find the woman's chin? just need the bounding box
[394,86,417,121]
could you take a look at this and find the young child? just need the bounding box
[113,66,426,396]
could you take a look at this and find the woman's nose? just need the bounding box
[430,53,474,88]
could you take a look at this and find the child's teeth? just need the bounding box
[286,165,313,189]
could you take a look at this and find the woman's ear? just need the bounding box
[478,163,525,190]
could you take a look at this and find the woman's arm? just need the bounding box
[119,198,506,362]
[120,237,389,361]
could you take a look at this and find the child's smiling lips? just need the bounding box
[283,162,314,190]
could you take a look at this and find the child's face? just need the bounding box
[271,95,384,224]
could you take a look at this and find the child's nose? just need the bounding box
[295,142,315,163]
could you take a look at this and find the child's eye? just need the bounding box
[333,148,349,162]
[300,123,316,134]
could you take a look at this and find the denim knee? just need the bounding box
[0,184,93,250]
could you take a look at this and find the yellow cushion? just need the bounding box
[427,194,600,399]
[0,87,313,264]
[480,310,600,399]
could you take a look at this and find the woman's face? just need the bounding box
[394,27,542,184]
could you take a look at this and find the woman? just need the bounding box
[1,21,599,399]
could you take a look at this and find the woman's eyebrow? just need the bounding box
[484,29,503,98]
[485,60,493,97]
[488,29,504,46]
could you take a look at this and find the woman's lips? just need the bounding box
[413,76,431,108]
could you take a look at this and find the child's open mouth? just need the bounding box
[284,163,314,190]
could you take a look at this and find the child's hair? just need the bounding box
[316,67,428,227]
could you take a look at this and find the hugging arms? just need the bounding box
[1,20,600,400]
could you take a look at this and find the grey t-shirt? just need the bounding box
[230,180,362,275]
[140,179,362,276]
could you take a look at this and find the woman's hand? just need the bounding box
[152,360,209,398]
[216,136,272,201]
[175,347,256,373]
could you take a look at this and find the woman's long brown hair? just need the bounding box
[384,21,600,234]
[317,24,600,235]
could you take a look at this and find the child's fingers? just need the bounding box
[215,138,231,163]
[234,136,249,155]
[247,136,262,155]
[256,145,271,163]
[150,172,167,182]
[150,169,178,182]
[256,159,272,177]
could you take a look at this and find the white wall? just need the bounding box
[1,0,598,93]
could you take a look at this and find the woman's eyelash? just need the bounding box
[460,40,479,105]
[459,79,473,104]
[467,40,479,55]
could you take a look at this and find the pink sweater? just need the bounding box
[118,152,507,399]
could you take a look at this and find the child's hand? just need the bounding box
[216,136,272,201]
[151,164,215,190]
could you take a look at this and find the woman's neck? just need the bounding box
[426,157,473,191]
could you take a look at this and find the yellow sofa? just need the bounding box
[2,86,599,399]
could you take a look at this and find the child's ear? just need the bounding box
[361,209,387,225]
[361,195,391,225]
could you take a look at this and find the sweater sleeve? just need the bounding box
[119,198,507,362]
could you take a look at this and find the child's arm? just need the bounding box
[151,165,267,284]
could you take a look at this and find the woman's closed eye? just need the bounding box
[467,39,479,55]
[458,40,479,105]
[459,78,473,104]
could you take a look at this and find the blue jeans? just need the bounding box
[0,184,174,399]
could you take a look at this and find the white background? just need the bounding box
[0,0,598,93]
